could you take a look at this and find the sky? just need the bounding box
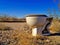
[0,0,59,18]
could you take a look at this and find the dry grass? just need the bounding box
[49,19,60,33]
[0,18,60,45]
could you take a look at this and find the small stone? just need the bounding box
[45,39,50,43]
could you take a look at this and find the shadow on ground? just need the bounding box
[46,33,60,36]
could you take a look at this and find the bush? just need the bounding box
[49,19,60,33]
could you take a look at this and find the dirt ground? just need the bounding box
[0,22,60,45]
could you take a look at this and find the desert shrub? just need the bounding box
[0,15,26,22]
[49,19,60,33]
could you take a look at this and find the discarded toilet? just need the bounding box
[26,15,53,36]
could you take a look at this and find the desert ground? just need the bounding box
[0,21,60,45]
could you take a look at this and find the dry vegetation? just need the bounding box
[0,15,60,45]
[0,23,55,45]
[49,18,60,33]
[0,15,25,22]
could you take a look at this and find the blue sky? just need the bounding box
[0,0,59,18]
